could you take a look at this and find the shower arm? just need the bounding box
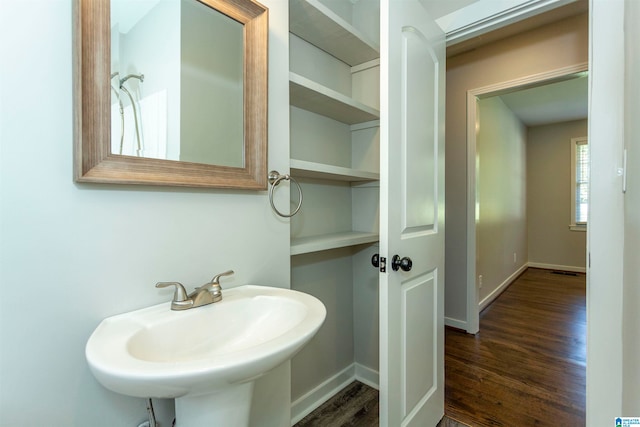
[120,73,144,86]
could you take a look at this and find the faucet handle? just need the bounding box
[156,282,189,302]
[210,270,234,285]
[205,270,233,304]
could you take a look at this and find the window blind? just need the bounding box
[575,140,589,224]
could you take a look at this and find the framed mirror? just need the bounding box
[73,0,268,189]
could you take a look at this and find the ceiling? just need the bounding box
[420,0,479,21]
[497,75,588,127]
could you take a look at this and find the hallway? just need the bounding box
[445,268,586,425]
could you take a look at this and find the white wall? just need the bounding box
[476,96,528,305]
[0,1,291,426]
[622,0,640,414]
[587,0,625,423]
[291,249,356,401]
[527,119,588,271]
[445,12,588,326]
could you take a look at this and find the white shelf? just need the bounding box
[289,0,379,66]
[290,72,380,125]
[291,159,379,182]
[291,231,379,255]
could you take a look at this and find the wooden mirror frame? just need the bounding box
[73,0,268,189]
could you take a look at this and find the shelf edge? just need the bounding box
[291,232,379,255]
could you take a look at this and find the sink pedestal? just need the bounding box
[175,382,254,427]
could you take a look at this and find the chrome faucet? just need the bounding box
[156,270,234,311]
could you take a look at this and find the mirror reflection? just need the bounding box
[110,0,244,167]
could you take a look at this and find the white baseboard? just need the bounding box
[527,262,586,273]
[445,316,468,331]
[290,363,379,425]
[355,363,379,390]
[479,263,528,311]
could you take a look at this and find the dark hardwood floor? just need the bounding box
[294,267,585,426]
[445,267,586,426]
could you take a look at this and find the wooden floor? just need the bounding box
[294,381,468,427]
[293,381,379,427]
[294,267,585,426]
[445,267,586,426]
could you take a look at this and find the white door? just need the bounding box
[379,0,445,425]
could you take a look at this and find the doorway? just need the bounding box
[464,65,588,332]
[450,70,589,425]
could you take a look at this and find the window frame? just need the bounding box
[570,136,589,231]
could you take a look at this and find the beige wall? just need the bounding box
[445,12,589,325]
[527,120,588,270]
[476,97,528,304]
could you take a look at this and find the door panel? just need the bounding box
[380,0,445,425]
[402,28,438,232]
[402,270,437,417]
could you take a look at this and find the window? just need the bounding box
[570,137,589,230]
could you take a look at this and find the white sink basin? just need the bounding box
[86,285,326,426]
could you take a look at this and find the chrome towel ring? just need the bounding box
[268,170,303,218]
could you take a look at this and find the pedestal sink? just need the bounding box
[86,285,326,426]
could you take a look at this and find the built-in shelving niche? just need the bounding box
[288,0,381,423]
